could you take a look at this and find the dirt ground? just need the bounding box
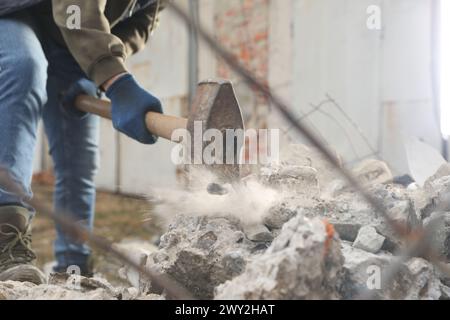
[31,182,163,285]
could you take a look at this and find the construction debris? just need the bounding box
[145,215,255,300]
[340,242,441,300]
[352,226,385,254]
[353,159,393,186]
[0,274,162,300]
[279,144,342,189]
[2,144,450,300]
[215,215,343,300]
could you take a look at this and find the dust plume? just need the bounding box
[146,168,281,226]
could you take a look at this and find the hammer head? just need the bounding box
[187,79,245,182]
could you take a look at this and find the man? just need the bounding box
[0,0,165,284]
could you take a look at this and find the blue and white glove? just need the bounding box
[61,78,100,119]
[106,74,163,145]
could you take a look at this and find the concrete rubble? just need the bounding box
[145,215,256,300]
[352,226,385,254]
[2,143,450,300]
[215,215,344,300]
[0,273,163,300]
[339,242,441,300]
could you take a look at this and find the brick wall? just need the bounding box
[214,0,270,129]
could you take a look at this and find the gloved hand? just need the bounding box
[105,74,163,144]
[61,78,100,119]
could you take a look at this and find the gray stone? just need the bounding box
[424,163,450,190]
[279,144,342,189]
[440,284,450,300]
[352,159,393,186]
[215,216,344,300]
[324,184,421,252]
[353,226,385,254]
[264,202,299,230]
[422,176,450,218]
[261,165,320,197]
[437,263,450,287]
[423,213,450,262]
[115,239,158,294]
[243,224,273,242]
[0,280,117,300]
[145,215,255,299]
[340,243,441,300]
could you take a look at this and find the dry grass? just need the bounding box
[31,183,162,284]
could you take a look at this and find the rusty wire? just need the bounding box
[0,2,447,301]
[0,168,194,300]
[167,1,403,239]
[166,1,450,299]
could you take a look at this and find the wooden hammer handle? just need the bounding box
[75,95,188,142]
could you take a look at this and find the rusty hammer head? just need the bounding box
[186,79,245,182]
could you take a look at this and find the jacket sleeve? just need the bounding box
[52,0,128,87]
[112,2,165,57]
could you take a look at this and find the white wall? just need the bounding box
[32,1,190,194]
[270,0,440,175]
[34,0,441,193]
[96,1,190,194]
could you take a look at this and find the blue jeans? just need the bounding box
[0,11,99,269]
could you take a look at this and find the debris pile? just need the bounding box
[215,216,343,300]
[2,144,450,300]
[133,145,449,300]
[145,215,256,299]
[0,273,161,300]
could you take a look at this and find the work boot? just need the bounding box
[0,206,46,284]
[53,254,95,278]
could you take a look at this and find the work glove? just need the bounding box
[61,78,101,119]
[105,74,163,145]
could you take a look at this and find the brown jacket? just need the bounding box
[48,0,164,86]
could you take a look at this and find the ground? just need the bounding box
[31,181,162,286]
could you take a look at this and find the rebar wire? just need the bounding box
[166,1,450,291]
[0,168,194,301]
[167,1,406,238]
[357,214,450,300]
[0,2,447,301]
[325,94,377,156]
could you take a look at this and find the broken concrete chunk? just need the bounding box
[353,159,393,186]
[370,184,420,250]
[340,243,441,300]
[114,238,158,293]
[0,279,118,300]
[243,223,273,242]
[353,226,385,254]
[440,284,450,300]
[264,202,299,230]
[215,216,344,300]
[422,176,450,218]
[146,215,254,299]
[279,144,342,189]
[48,273,119,296]
[424,163,450,190]
[423,212,450,262]
[261,165,320,197]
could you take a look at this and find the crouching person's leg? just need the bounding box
[43,42,99,278]
[0,13,48,284]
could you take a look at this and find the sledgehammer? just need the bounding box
[74,79,245,181]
